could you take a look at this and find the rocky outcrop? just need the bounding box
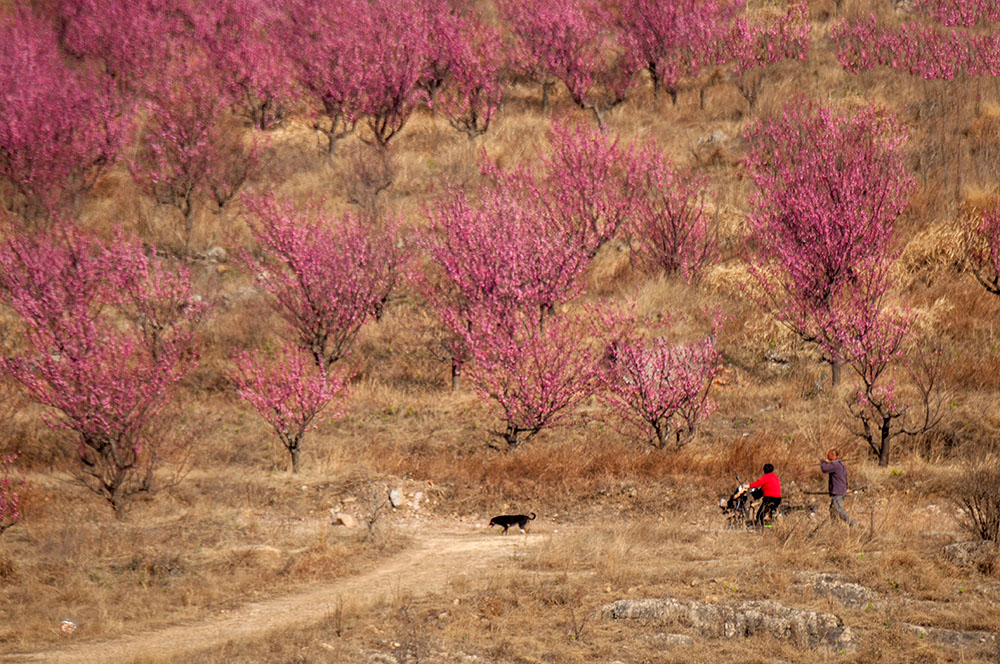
[809,573,879,609]
[602,598,856,651]
[904,623,1000,656]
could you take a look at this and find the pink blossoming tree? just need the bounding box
[599,309,722,449]
[501,0,639,125]
[441,15,507,139]
[616,0,741,104]
[192,0,297,130]
[0,11,125,225]
[0,228,204,516]
[725,0,811,111]
[231,344,349,473]
[744,101,913,385]
[631,143,716,281]
[463,307,601,451]
[484,120,644,260]
[825,289,945,467]
[420,186,589,389]
[966,207,1000,295]
[130,57,253,253]
[289,0,367,157]
[242,195,404,371]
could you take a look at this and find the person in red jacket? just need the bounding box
[748,463,782,525]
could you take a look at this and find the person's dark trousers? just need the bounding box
[756,496,782,525]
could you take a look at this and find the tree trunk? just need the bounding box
[653,420,669,449]
[110,485,127,519]
[878,420,891,467]
[830,360,841,388]
[504,424,521,451]
[451,357,461,391]
[290,446,300,473]
[541,81,555,111]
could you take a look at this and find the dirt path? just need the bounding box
[3,525,535,664]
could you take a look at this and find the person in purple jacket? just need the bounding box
[820,449,856,526]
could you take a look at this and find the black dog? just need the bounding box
[488,512,536,534]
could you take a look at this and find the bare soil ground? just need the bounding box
[2,521,531,664]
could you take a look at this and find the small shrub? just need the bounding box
[955,455,1000,542]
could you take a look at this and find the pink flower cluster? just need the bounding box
[833,14,1000,80]
[914,0,1000,26]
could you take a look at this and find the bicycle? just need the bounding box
[719,476,781,530]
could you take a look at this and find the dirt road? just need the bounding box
[3,525,533,664]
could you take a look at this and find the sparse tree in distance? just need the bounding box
[0,10,125,225]
[965,206,1000,296]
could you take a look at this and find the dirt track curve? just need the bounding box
[3,525,534,664]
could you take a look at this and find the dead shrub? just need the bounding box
[955,455,1000,542]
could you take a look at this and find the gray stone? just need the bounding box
[943,540,996,566]
[810,573,878,608]
[651,633,694,646]
[602,597,856,651]
[904,623,1000,656]
[389,488,405,508]
[203,246,228,262]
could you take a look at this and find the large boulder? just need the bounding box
[602,597,856,651]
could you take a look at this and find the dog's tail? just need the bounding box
[528,512,536,520]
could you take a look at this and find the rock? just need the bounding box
[904,623,1000,655]
[203,245,228,262]
[943,540,997,567]
[692,130,746,167]
[330,510,358,528]
[651,633,694,646]
[389,488,405,508]
[810,573,878,608]
[413,491,424,509]
[602,598,856,651]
